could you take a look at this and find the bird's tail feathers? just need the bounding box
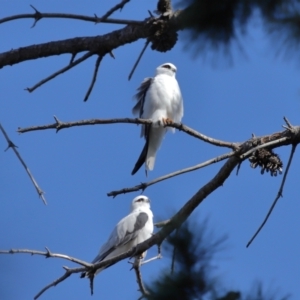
[131,141,148,175]
[80,267,104,279]
[80,271,95,278]
[145,127,166,171]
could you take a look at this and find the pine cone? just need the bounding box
[249,148,283,177]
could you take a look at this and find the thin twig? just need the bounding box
[128,40,150,80]
[236,161,242,175]
[107,150,236,197]
[246,144,297,247]
[34,267,74,300]
[25,52,94,93]
[29,5,42,28]
[283,116,293,129]
[0,248,91,267]
[84,55,103,101]
[0,123,47,205]
[99,0,131,22]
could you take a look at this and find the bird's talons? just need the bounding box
[162,117,173,126]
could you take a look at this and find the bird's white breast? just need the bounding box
[143,73,183,123]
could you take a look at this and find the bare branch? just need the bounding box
[0,17,153,69]
[107,150,236,197]
[18,117,152,133]
[84,55,103,102]
[0,248,91,267]
[0,123,47,204]
[17,117,235,148]
[128,40,150,80]
[132,257,150,298]
[34,267,74,300]
[167,121,238,149]
[246,144,297,247]
[99,0,131,22]
[25,52,94,93]
[0,9,143,27]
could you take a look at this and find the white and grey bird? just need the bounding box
[131,62,183,175]
[81,195,153,278]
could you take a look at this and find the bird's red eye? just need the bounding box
[162,64,171,69]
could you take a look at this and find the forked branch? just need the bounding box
[246,118,300,246]
[25,52,94,93]
[246,143,298,247]
[0,123,46,204]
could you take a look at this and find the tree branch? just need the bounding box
[0,10,142,27]
[167,121,238,149]
[128,40,150,80]
[246,143,298,247]
[17,117,152,133]
[0,247,91,267]
[34,266,76,300]
[25,51,94,93]
[99,0,131,22]
[17,117,235,148]
[0,16,153,69]
[0,123,46,204]
[107,150,236,197]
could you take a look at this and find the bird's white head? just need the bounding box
[156,63,177,77]
[131,195,151,211]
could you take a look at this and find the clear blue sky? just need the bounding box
[1,1,300,299]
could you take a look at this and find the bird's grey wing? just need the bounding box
[92,212,149,263]
[116,211,149,246]
[132,77,153,117]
